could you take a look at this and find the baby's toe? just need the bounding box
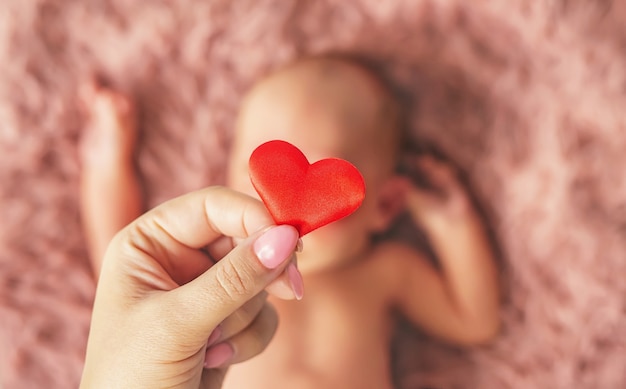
[110,92,131,112]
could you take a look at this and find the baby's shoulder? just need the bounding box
[350,242,428,303]
[369,240,424,262]
[363,241,427,280]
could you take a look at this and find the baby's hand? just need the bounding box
[403,155,473,230]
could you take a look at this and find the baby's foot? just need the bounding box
[80,81,137,167]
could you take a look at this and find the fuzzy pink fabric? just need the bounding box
[1,1,625,388]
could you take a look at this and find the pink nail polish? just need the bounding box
[287,262,304,300]
[253,225,299,269]
[207,326,221,346]
[204,342,234,368]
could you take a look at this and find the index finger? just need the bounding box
[132,185,275,250]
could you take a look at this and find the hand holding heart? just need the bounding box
[81,187,303,388]
[81,141,364,389]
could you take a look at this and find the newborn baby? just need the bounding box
[80,56,501,389]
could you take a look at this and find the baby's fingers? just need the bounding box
[416,155,461,192]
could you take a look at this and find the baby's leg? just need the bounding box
[79,83,143,279]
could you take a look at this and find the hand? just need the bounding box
[403,155,473,230]
[80,186,303,389]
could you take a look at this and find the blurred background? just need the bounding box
[0,1,625,388]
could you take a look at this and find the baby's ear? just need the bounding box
[371,175,412,232]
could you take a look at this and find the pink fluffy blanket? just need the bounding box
[1,1,625,388]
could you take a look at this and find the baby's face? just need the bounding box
[227,106,382,275]
[227,58,398,275]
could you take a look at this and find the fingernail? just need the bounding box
[207,325,221,346]
[287,262,304,300]
[254,225,299,269]
[204,342,234,369]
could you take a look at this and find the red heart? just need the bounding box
[249,140,366,236]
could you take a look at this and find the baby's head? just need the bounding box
[228,56,406,275]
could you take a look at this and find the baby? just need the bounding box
[80,56,500,389]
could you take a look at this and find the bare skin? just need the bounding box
[80,58,500,389]
[79,82,142,277]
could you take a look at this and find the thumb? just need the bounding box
[167,224,299,339]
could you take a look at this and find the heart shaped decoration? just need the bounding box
[249,140,366,236]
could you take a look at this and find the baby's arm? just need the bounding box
[388,156,500,345]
